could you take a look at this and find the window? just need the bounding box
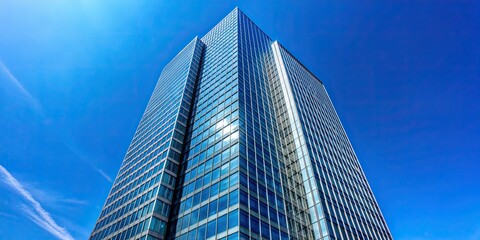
[197,224,206,240]
[212,168,220,182]
[279,213,287,229]
[217,214,227,233]
[206,220,216,238]
[193,193,201,206]
[269,207,278,223]
[249,196,258,212]
[181,213,190,230]
[259,202,268,218]
[210,182,219,197]
[190,209,199,226]
[271,227,280,239]
[201,188,210,202]
[240,190,248,207]
[219,195,229,212]
[229,189,238,206]
[228,209,238,229]
[199,204,208,221]
[221,163,229,176]
[188,229,196,239]
[208,200,218,216]
[261,221,270,239]
[240,210,249,229]
[230,172,239,187]
[220,177,229,192]
[149,217,166,235]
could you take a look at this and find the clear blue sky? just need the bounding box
[1,1,479,239]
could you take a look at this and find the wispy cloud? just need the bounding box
[1,61,112,184]
[0,61,41,111]
[65,143,113,183]
[0,165,74,240]
[92,166,113,183]
[0,211,18,219]
[24,181,88,208]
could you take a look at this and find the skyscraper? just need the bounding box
[90,8,392,240]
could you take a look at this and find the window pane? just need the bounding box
[229,189,239,207]
[208,200,218,216]
[228,209,239,229]
[199,205,208,221]
[218,195,228,212]
[217,214,227,233]
[197,224,206,240]
[206,220,216,238]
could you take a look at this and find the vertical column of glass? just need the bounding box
[90,37,204,240]
[145,37,205,240]
[271,41,329,240]
[268,42,318,240]
[274,43,392,240]
[167,9,241,240]
[236,11,290,240]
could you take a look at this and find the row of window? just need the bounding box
[180,156,239,202]
[177,209,238,240]
[176,188,239,232]
[99,155,167,221]
[95,176,160,232]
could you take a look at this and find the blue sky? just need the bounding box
[0,1,479,239]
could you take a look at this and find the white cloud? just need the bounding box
[0,61,41,111]
[92,166,113,183]
[24,181,88,208]
[0,165,74,240]
[65,143,113,183]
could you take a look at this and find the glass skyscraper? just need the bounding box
[90,8,391,240]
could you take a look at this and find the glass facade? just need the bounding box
[90,8,391,240]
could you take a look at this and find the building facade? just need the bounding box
[90,8,392,240]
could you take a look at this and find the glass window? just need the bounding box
[228,209,238,229]
[229,189,239,207]
[279,213,287,229]
[193,192,201,206]
[230,157,239,170]
[250,196,258,212]
[181,213,190,230]
[217,214,227,233]
[261,221,270,239]
[269,207,278,223]
[190,209,199,226]
[227,233,238,240]
[208,199,218,216]
[185,197,193,210]
[199,204,208,221]
[271,227,280,239]
[230,172,239,187]
[205,159,213,171]
[240,210,250,229]
[212,168,220,182]
[206,220,216,238]
[221,163,229,176]
[222,148,230,161]
[218,194,228,212]
[260,202,268,218]
[201,188,210,202]
[240,190,248,207]
[195,178,203,190]
[188,229,196,239]
[197,224,206,240]
[210,182,219,197]
[187,182,195,193]
[213,154,221,166]
[220,177,229,192]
